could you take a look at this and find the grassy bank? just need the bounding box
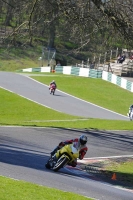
[0,46,44,71]
[104,159,133,187]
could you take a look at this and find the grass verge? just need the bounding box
[0,176,91,200]
[101,158,133,188]
[81,157,133,189]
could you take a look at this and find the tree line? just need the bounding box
[0,0,133,54]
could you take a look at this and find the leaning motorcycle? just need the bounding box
[50,84,56,95]
[45,144,79,172]
[127,110,133,121]
[129,111,133,121]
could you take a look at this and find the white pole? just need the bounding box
[98,54,101,67]
[104,52,107,66]
[87,58,89,68]
[110,50,112,62]
[116,47,118,58]
[82,60,84,68]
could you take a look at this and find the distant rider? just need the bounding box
[127,104,133,117]
[49,80,57,90]
[51,135,88,167]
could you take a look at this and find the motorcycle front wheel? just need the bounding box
[53,156,69,172]
[45,158,53,169]
[130,115,133,121]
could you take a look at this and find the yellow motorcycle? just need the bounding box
[45,144,79,172]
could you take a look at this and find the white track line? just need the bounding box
[78,155,133,163]
[0,86,61,113]
[84,155,133,159]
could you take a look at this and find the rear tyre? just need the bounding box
[53,156,69,172]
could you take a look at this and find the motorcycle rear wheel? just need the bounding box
[53,156,69,172]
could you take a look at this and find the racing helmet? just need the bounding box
[79,135,87,145]
[52,80,55,83]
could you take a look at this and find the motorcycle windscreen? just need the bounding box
[71,145,78,154]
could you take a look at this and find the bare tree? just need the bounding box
[1,0,133,49]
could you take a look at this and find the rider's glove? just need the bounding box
[59,142,66,148]
[79,155,83,160]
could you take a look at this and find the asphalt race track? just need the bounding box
[0,72,133,200]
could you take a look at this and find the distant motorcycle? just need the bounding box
[127,110,133,121]
[45,144,79,172]
[129,111,133,121]
[49,84,56,95]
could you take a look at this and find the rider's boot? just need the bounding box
[51,146,59,157]
[52,154,58,163]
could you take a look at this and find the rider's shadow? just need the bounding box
[53,94,66,97]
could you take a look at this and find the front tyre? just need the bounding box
[45,162,51,169]
[53,156,69,172]
[45,158,53,169]
[130,111,133,121]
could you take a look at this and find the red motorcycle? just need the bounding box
[49,84,56,95]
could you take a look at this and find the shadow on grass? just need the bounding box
[101,170,133,189]
[81,157,133,189]
[86,167,133,189]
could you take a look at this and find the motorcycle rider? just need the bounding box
[51,135,88,167]
[49,80,57,89]
[127,104,133,117]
